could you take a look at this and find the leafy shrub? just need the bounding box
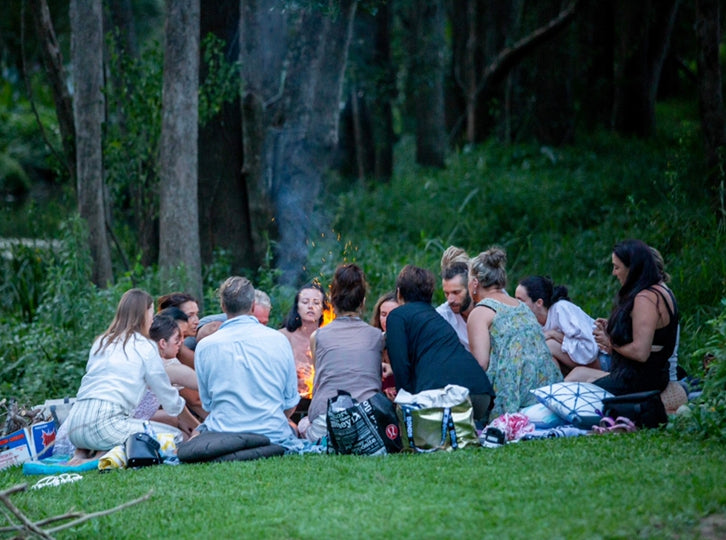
[669,299,726,442]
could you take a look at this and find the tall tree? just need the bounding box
[28,0,75,182]
[198,1,251,271]
[241,0,358,285]
[70,0,113,286]
[158,0,202,300]
[695,0,726,208]
[611,0,680,137]
[402,0,447,167]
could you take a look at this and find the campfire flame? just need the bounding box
[298,305,335,399]
[302,365,315,399]
[322,305,336,327]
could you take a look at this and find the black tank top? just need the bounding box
[610,285,678,393]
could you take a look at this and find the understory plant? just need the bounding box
[670,299,726,442]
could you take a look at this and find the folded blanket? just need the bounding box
[23,455,100,475]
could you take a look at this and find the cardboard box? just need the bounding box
[0,420,56,471]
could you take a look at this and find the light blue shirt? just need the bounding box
[195,315,301,450]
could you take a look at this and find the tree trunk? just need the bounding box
[70,0,113,287]
[612,0,680,137]
[408,0,446,167]
[30,0,75,183]
[240,0,287,271]
[695,0,726,204]
[241,1,358,285]
[577,0,614,129]
[158,0,202,301]
[198,1,251,272]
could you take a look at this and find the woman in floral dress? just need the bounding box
[467,247,562,418]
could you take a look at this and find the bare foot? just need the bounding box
[67,448,99,465]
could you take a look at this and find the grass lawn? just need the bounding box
[2,430,725,539]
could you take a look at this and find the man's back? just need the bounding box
[195,315,300,447]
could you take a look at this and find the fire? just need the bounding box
[302,365,315,399]
[322,305,336,326]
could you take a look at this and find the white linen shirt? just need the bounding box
[75,333,184,416]
[544,300,599,366]
[195,315,300,448]
[436,302,470,351]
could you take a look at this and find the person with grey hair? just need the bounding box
[467,247,562,418]
[253,289,272,325]
[194,277,302,451]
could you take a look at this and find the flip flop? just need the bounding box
[591,416,616,434]
[612,416,637,433]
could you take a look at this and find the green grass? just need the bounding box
[1,431,724,539]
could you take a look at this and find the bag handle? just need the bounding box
[402,405,458,452]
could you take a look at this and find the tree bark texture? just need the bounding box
[30,0,76,182]
[198,1,251,272]
[159,0,202,301]
[612,0,680,137]
[241,0,357,285]
[70,0,113,286]
[406,0,447,167]
[695,0,726,198]
[576,0,614,129]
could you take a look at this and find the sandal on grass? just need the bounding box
[612,416,637,433]
[591,417,616,434]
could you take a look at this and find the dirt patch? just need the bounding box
[699,513,726,539]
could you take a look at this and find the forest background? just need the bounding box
[0,0,725,438]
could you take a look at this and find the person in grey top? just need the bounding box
[300,264,384,442]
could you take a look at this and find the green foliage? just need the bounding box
[199,33,240,124]
[0,74,60,198]
[670,300,726,442]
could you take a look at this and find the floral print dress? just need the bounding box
[477,298,563,418]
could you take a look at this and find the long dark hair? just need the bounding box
[281,281,328,332]
[607,239,660,346]
[518,275,570,308]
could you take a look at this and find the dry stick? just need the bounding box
[0,487,54,539]
[0,483,152,537]
[44,490,153,535]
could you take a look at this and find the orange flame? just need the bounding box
[302,365,315,399]
[322,305,336,326]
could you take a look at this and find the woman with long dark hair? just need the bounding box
[279,281,329,399]
[566,239,679,395]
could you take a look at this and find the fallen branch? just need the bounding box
[0,483,152,538]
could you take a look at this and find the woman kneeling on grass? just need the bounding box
[63,289,188,462]
[566,239,679,395]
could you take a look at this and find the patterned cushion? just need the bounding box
[531,382,613,428]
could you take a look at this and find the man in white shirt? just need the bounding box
[435,246,473,351]
[195,276,301,450]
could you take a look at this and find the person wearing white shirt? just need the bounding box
[515,275,600,374]
[195,276,302,451]
[63,289,186,457]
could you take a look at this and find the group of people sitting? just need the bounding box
[60,238,679,461]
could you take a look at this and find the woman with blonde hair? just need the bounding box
[63,289,187,458]
[467,247,562,418]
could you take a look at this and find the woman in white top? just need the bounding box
[515,276,600,375]
[63,289,187,458]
